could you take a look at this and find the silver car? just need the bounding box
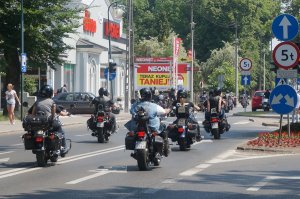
[52,92,95,114]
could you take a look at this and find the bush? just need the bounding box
[24,76,37,95]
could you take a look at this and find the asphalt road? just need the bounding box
[1,107,299,199]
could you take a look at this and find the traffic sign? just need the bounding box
[275,78,287,86]
[21,53,27,73]
[276,69,297,78]
[104,68,116,81]
[241,75,251,85]
[272,41,300,69]
[272,14,299,41]
[239,58,252,71]
[270,84,297,114]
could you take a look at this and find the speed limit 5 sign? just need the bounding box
[239,58,252,71]
[273,41,300,69]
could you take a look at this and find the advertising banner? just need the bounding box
[134,63,190,91]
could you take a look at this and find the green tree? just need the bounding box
[24,76,37,95]
[0,0,81,96]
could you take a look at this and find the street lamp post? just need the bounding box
[107,1,124,100]
[20,0,24,120]
[190,0,195,103]
[234,21,239,99]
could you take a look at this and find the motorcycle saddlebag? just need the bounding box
[46,133,60,151]
[23,115,50,131]
[23,133,35,150]
[125,133,135,150]
[87,116,96,130]
[154,136,163,152]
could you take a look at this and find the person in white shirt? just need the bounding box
[5,83,21,125]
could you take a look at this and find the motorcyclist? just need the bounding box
[90,87,117,134]
[169,88,176,102]
[30,85,70,154]
[126,88,169,156]
[168,89,202,141]
[203,88,230,131]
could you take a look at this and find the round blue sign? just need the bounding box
[272,14,299,41]
[270,85,298,114]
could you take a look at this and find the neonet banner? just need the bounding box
[134,63,189,91]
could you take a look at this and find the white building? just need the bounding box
[47,0,126,101]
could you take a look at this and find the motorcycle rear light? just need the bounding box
[97,117,104,122]
[35,137,43,143]
[178,127,184,133]
[211,118,218,123]
[137,131,145,138]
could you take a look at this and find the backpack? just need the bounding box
[57,87,62,94]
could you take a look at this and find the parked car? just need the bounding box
[252,90,266,112]
[52,92,95,114]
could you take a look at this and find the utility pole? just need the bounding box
[190,0,195,102]
[20,0,24,120]
[234,21,239,99]
[129,0,134,101]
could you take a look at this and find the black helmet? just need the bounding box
[177,89,187,99]
[140,88,152,101]
[98,87,108,96]
[39,85,53,98]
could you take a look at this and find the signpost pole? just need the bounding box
[278,114,283,144]
[288,113,290,137]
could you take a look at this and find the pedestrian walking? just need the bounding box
[5,83,21,125]
[57,84,68,94]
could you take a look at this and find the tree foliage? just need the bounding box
[0,0,82,94]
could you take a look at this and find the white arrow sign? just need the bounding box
[284,94,294,107]
[271,94,283,105]
[279,16,292,39]
[243,76,248,85]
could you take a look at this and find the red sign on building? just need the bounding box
[83,10,96,33]
[103,19,120,40]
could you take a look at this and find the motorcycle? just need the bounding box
[168,106,176,117]
[203,108,229,139]
[262,98,270,111]
[88,104,114,143]
[125,107,165,171]
[22,113,71,167]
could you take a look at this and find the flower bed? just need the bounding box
[247,131,300,148]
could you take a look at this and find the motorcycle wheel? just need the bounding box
[212,129,220,139]
[36,151,48,167]
[163,138,170,157]
[178,138,187,151]
[97,128,105,143]
[136,149,150,171]
[104,129,109,142]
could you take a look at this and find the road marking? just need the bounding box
[0,151,14,155]
[0,145,125,180]
[10,143,23,146]
[66,167,127,184]
[162,178,181,184]
[0,158,10,163]
[233,121,251,125]
[247,175,300,192]
[247,177,272,191]
[218,153,294,163]
[74,134,90,137]
[180,150,236,176]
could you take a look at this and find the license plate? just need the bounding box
[178,106,185,113]
[177,118,186,126]
[97,122,104,127]
[212,122,218,129]
[211,108,217,114]
[135,141,146,149]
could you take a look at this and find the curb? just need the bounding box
[262,122,280,127]
[236,146,294,154]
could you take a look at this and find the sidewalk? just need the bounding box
[0,111,132,134]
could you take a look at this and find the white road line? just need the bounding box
[247,177,272,191]
[10,143,23,146]
[66,170,110,184]
[180,150,235,176]
[218,153,294,163]
[0,151,14,155]
[233,121,251,125]
[0,158,10,163]
[0,145,125,180]
[162,178,181,184]
[74,134,90,137]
